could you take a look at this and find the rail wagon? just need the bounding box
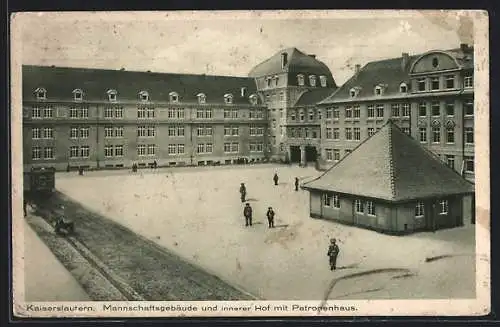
[23,167,55,200]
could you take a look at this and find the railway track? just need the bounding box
[31,193,256,301]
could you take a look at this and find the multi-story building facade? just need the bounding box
[316,44,475,182]
[22,66,268,171]
[248,48,337,161]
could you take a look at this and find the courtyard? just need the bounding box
[54,164,478,300]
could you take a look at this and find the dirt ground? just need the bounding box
[55,164,477,300]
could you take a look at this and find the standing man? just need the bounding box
[239,183,247,203]
[243,203,253,227]
[266,207,275,228]
[23,198,28,217]
[273,172,279,186]
[327,238,340,270]
[295,177,299,191]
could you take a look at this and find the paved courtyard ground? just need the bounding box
[55,164,479,300]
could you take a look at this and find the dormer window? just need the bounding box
[274,76,279,87]
[249,94,258,105]
[320,75,327,87]
[169,92,179,103]
[224,94,234,104]
[73,89,84,101]
[297,74,305,86]
[399,83,408,93]
[374,86,382,96]
[309,75,317,87]
[107,89,117,102]
[197,93,206,104]
[240,87,247,97]
[266,77,272,88]
[349,87,360,98]
[35,87,46,100]
[139,91,149,102]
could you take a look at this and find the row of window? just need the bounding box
[264,74,328,88]
[415,72,473,92]
[441,154,477,173]
[34,88,259,105]
[418,126,473,144]
[322,193,450,217]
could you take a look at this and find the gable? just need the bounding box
[410,52,460,74]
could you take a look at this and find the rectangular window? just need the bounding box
[326,108,332,119]
[464,156,474,173]
[80,107,89,118]
[326,149,333,161]
[168,108,176,119]
[231,109,238,118]
[376,104,384,118]
[147,144,156,155]
[196,109,204,119]
[224,143,231,153]
[231,142,239,153]
[353,105,360,119]
[432,126,441,143]
[464,100,474,116]
[224,126,231,136]
[205,143,213,153]
[419,102,427,117]
[431,77,440,90]
[80,146,90,158]
[32,107,41,118]
[137,144,146,156]
[366,201,375,216]
[115,145,124,157]
[105,145,113,158]
[417,78,426,91]
[32,127,41,139]
[402,103,410,117]
[43,106,53,118]
[197,144,205,154]
[204,109,212,119]
[333,107,340,119]
[197,126,205,136]
[333,194,340,208]
[415,201,425,217]
[309,110,314,121]
[431,101,440,116]
[177,126,184,137]
[168,126,176,137]
[439,200,448,214]
[137,126,146,137]
[464,72,473,88]
[333,128,339,140]
[115,126,123,138]
[446,155,455,169]
[44,147,54,160]
[446,101,455,116]
[323,194,331,207]
[69,146,79,158]
[42,127,53,139]
[333,149,340,161]
[326,128,332,139]
[70,107,79,119]
[353,128,361,141]
[146,107,155,118]
[137,107,146,119]
[368,128,375,137]
[32,147,41,160]
[345,128,352,141]
[224,109,231,119]
[115,107,123,118]
[367,105,375,118]
[445,75,455,89]
[147,126,156,137]
[168,144,176,155]
[345,106,352,119]
[177,144,185,154]
[419,127,427,143]
[105,107,114,118]
[317,109,322,120]
[355,199,364,213]
[79,127,89,139]
[299,111,305,121]
[391,104,400,117]
[465,127,474,144]
[177,108,185,119]
[446,127,455,143]
[232,126,239,136]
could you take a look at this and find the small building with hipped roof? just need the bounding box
[302,120,475,234]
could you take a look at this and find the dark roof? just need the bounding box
[22,65,261,105]
[294,88,337,106]
[320,47,474,104]
[303,121,474,202]
[249,47,336,87]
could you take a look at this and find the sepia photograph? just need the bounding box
[10,10,490,317]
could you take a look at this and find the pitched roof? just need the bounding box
[319,47,474,104]
[249,47,336,87]
[294,88,337,106]
[303,121,474,202]
[22,65,261,105]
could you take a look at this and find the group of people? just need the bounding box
[238,172,301,229]
[132,160,158,173]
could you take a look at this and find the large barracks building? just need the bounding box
[22,44,475,182]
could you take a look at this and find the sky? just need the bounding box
[16,10,474,85]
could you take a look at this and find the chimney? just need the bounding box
[308,54,316,59]
[240,87,247,97]
[281,52,288,70]
[401,52,409,70]
[355,64,361,74]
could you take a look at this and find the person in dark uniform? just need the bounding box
[239,183,247,203]
[132,163,138,172]
[327,238,340,270]
[153,160,158,169]
[273,173,279,186]
[78,166,84,176]
[295,177,299,191]
[243,203,253,227]
[266,207,275,228]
